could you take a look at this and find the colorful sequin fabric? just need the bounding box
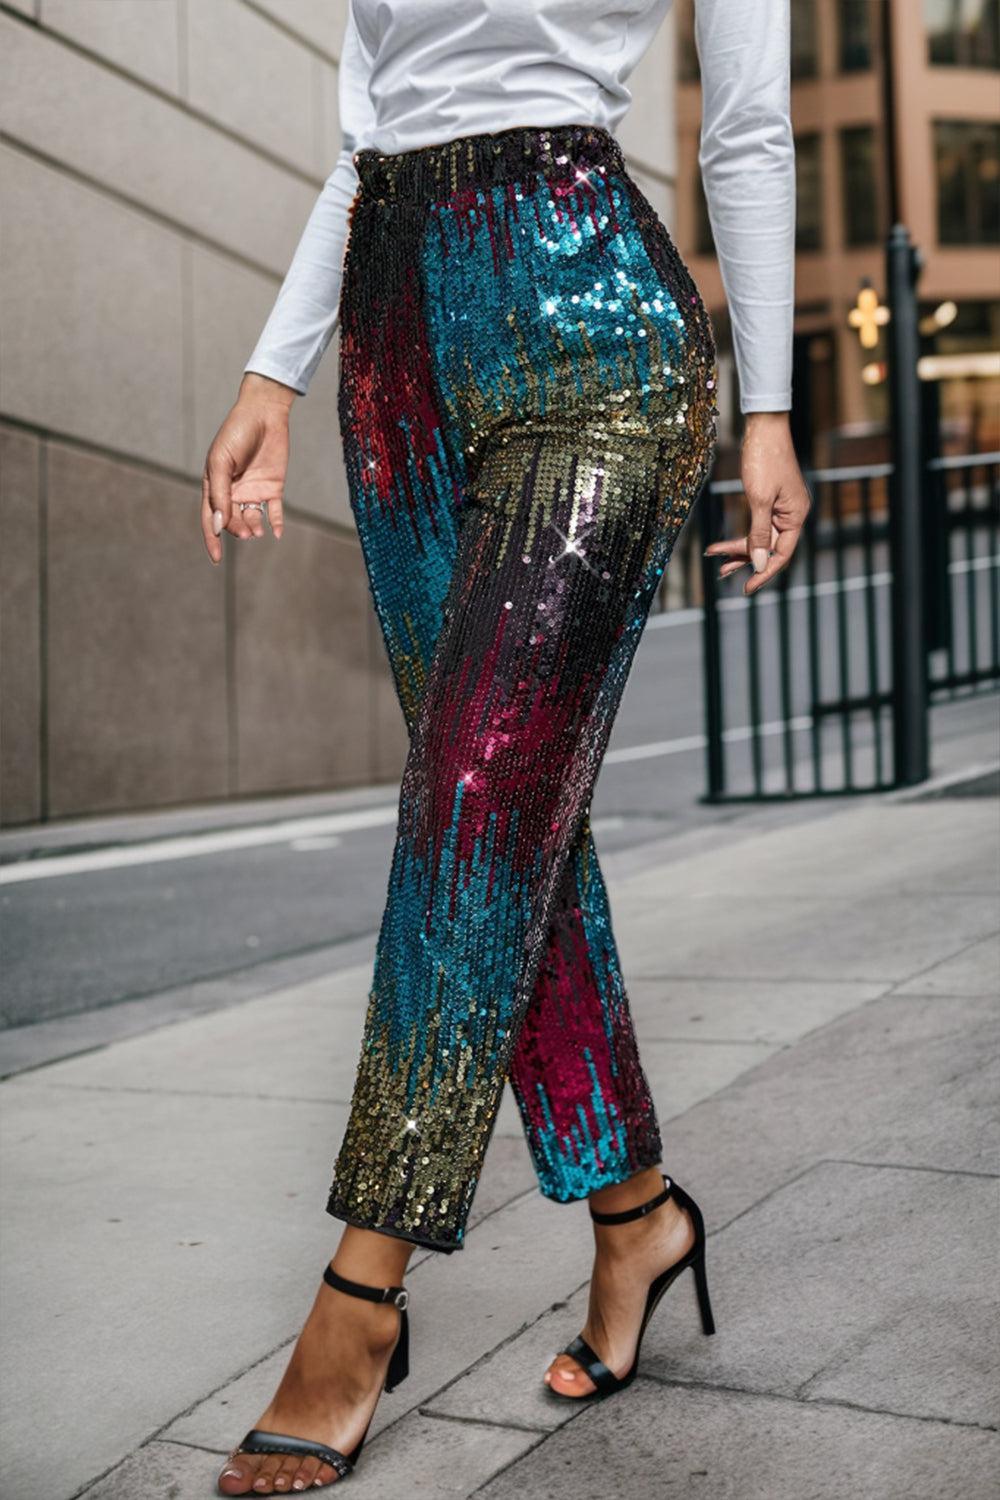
[327,123,719,1251]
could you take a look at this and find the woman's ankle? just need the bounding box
[328,1224,413,1286]
[588,1165,665,1217]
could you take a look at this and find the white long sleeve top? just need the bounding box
[244,0,795,414]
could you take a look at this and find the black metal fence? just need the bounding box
[698,449,1000,802]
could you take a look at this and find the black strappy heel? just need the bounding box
[549,1173,715,1402]
[226,1265,410,1488]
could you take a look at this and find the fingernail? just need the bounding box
[752,548,768,573]
[212,510,224,536]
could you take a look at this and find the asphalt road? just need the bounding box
[2,580,997,1031]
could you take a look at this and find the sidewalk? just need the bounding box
[2,780,998,1498]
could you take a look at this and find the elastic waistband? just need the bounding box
[353,122,627,205]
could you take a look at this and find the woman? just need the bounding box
[203,0,809,1492]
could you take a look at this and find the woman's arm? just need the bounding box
[694,0,796,415]
[242,4,377,394]
[696,0,809,594]
[201,5,376,563]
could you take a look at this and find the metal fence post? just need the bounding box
[885,223,930,786]
[700,485,725,800]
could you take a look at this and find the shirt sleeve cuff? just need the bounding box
[242,359,310,397]
[740,393,793,414]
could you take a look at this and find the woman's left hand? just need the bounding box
[703,411,811,596]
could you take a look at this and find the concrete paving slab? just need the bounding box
[15,966,781,1130]
[641,1037,779,1120]
[627,976,889,1044]
[0,1082,348,1500]
[475,1379,1000,1500]
[308,1409,535,1500]
[657,992,998,1234]
[641,1160,999,1427]
[84,1410,537,1500]
[835,996,999,1177]
[893,933,1000,997]
[14,962,376,1105]
[615,803,998,901]
[8,971,781,1158]
[614,890,997,983]
[427,1284,592,1433]
[77,1441,228,1500]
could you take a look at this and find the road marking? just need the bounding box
[604,715,813,766]
[3,715,811,883]
[0,806,398,885]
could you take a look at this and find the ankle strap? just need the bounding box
[589,1175,673,1226]
[323,1264,409,1310]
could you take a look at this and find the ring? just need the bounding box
[239,501,267,513]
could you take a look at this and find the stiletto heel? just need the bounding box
[692,1245,715,1336]
[224,1265,410,1488]
[548,1174,715,1403]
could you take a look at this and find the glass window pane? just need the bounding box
[792,0,819,78]
[840,126,881,245]
[838,0,873,71]
[796,134,823,250]
[935,120,1000,244]
[925,0,1000,68]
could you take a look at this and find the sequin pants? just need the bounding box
[326,123,718,1252]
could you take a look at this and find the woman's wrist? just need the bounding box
[239,371,298,409]
[742,410,790,427]
[741,410,793,450]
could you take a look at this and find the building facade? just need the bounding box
[676,0,999,468]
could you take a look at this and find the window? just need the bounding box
[925,0,1000,68]
[840,126,882,245]
[796,134,823,250]
[791,0,819,79]
[838,0,874,71]
[935,120,1000,244]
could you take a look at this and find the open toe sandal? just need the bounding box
[549,1173,714,1403]
[227,1265,410,1488]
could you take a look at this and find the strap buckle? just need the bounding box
[390,1288,409,1310]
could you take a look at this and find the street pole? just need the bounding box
[880,0,930,786]
[879,0,900,225]
[700,486,725,800]
[886,224,930,786]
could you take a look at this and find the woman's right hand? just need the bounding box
[201,373,296,565]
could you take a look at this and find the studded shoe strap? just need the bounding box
[236,1430,353,1478]
[589,1174,673,1226]
[323,1263,409,1309]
